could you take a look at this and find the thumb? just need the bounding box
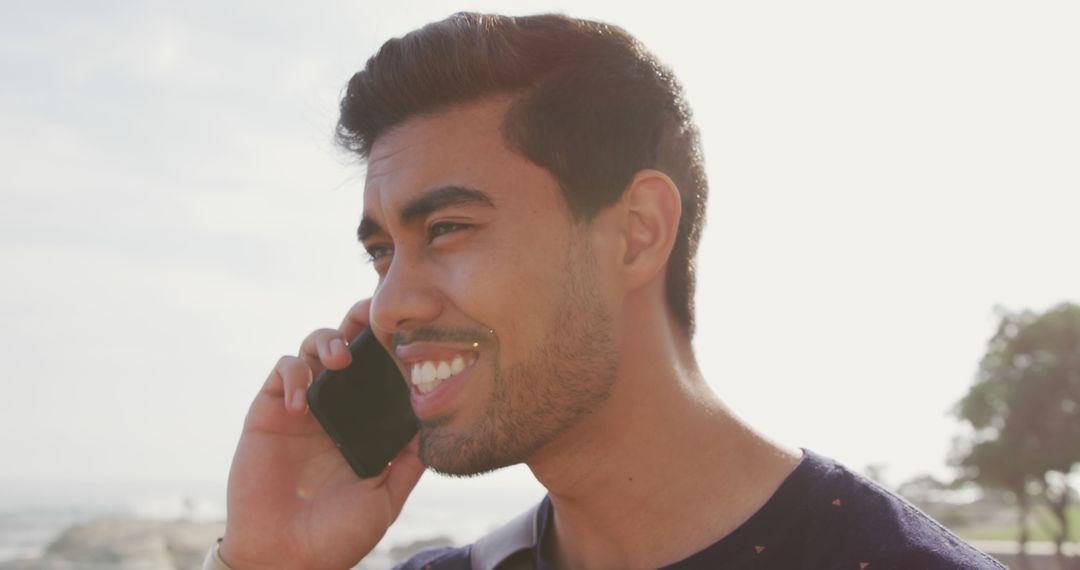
[384,435,424,521]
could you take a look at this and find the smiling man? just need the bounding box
[359,98,624,480]
[212,13,1005,570]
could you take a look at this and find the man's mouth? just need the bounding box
[408,353,477,394]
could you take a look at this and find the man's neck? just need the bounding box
[525,318,801,569]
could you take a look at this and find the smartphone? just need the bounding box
[307,328,419,478]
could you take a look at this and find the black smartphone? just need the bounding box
[307,328,419,478]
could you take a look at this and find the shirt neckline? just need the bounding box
[532,449,826,569]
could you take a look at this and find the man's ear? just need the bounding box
[619,169,681,290]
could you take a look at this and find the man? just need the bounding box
[210,13,1005,570]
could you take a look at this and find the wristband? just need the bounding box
[202,538,234,570]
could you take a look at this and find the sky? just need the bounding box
[1,0,1078,542]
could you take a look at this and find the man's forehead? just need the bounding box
[361,99,516,213]
[367,99,513,171]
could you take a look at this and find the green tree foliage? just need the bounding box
[953,302,1080,566]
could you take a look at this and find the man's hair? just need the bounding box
[337,12,708,337]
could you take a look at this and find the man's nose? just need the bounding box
[369,256,442,335]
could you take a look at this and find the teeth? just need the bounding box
[421,361,436,383]
[417,381,439,394]
[409,355,473,393]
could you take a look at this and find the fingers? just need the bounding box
[339,298,373,343]
[295,298,375,375]
[254,299,374,419]
[261,356,313,415]
[299,328,352,376]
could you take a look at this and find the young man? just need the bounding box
[211,13,1004,570]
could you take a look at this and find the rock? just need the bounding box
[1,518,225,570]
[0,518,457,570]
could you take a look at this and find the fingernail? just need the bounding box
[291,388,307,413]
[330,338,346,357]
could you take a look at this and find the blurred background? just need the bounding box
[1,1,1077,568]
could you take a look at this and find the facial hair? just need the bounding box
[418,240,619,476]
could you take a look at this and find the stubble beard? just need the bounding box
[418,246,619,477]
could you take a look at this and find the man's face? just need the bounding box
[359,99,619,476]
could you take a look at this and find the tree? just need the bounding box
[953,302,1080,569]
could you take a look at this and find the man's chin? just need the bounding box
[425,461,509,479]
[417,425,520,478]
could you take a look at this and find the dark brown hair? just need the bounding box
[337,12,708,337]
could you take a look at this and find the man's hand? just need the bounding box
[220,299,425,569]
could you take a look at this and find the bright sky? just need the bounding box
[2,0,1078,539]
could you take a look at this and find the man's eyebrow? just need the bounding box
[399,185,495,224]
[357,185,494,244]
[357,216,384,244]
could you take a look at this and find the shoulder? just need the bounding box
[393,500,545,570]
[791,451,1006,569]
[391,544,472,570]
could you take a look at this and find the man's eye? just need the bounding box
[427,221,470,242]
[364,244,393,263]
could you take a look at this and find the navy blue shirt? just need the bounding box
[395,450,1005,569]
